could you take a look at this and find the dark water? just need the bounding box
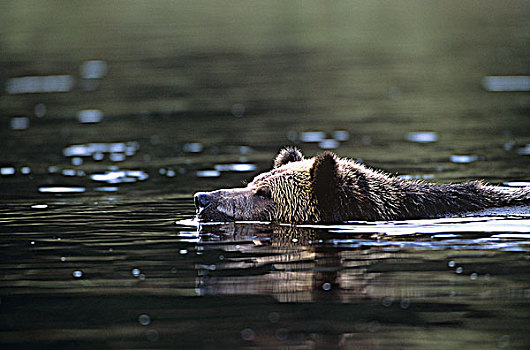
[1,1,530,349]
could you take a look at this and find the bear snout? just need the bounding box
[194,192,211,210]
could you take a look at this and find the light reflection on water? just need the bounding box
[1,1,530,349]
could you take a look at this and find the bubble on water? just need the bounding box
[319,139,339,149]
[132,268,141,277]
[166,169,176,177]
[60,257,66,262]
[10,116,30,130]
[239,146,253,154]
[333,130,350,141]
[240,328,255,341]
[80,60,108,79]
[39,186,86,193]
[231,103,245,118]
[400,299,411,309]
[30,241,35,245]
[389,86,402,100]
[34,103,47,118]
[448,260,455,268]
[300,131,325,142]
[73,270,83,278]
[145,329,159,342]
[382,297,393,307]
[139,274,146,280]
[275,328,289,341]
[497,335,510,348]
[450,155,478,164]
[71,157,83,166]
[1,167,15,176]
[268,311,280,323]
[31,204,48,209]
[170,267,177,273]
[368,321,380,333]
[138,314,151,326]
[77,109,103,124]
[20,166,31,175]
[456,267,463,274]
[179,249,188,255]
[405,131,438,143]
[322,282,332,291]
[196,170,220,178]
[62,169,77,176]
[470,273,478,280]
[183,142,203,153]
[109,153,126,162]
[159,168,167,175]
[47,165,59,173]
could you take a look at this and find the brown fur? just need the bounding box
[194,147,530,223]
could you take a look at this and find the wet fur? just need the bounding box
[195,147,530,223]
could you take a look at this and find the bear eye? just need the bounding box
[255,187,272,199]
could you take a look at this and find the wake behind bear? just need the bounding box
[194,147,529,223]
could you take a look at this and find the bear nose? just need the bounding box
[194,192,211,209]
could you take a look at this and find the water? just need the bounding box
[1,1,530,349]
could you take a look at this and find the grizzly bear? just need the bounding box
[194,147,530,223]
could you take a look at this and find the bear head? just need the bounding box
[194,147,346,223]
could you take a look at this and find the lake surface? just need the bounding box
[1,1,529,349]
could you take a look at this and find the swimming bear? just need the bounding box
[194,147,530,223]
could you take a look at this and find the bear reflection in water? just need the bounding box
[194,147,530,223]
[196,222,388,303]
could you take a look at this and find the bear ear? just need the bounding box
[274,146,304,168]
[310,152,340,222]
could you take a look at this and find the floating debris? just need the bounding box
[39,186,86,193]
[10,117,30,130]
[450,155,478,164]
[77,109,103,124]
[482,76,530,92]
[90,170,149,184]
[405,131,438,143]
[6,75,74,94]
